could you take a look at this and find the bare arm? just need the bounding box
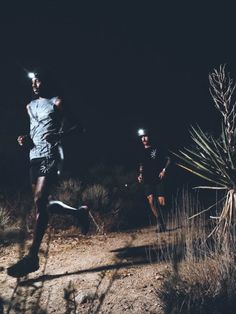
[159,156,171,179]
[43,97,85,142]
[138,163,143,183]
[17,104,34,148]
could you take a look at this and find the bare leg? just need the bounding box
[158,196,165,207]
[29,176,50,257]
[7,177,49,277]
[147,194,158,218]
[29,179,90,256]
[7,177,89,277]
[147,194,166,232]
[157,196,166,232]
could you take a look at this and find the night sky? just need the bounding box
[0,1,236,188]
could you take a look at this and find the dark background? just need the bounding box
[0,1,236,190]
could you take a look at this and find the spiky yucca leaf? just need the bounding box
[175,163,227,187]
[173,125,235,189]
[176,149,226,180]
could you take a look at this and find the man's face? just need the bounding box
[32,77,42,95]
[141,135,149,146]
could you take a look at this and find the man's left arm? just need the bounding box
[159,155,171,179]
[43,97,85,142]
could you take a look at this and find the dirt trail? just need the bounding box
[0,226,172,313]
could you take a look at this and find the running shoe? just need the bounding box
[7,255,39,277]
[77,205,90,235]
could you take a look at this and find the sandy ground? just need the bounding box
[0,226,174,314]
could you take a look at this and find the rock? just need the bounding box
[75,291,98,304]
[155,275,162,280]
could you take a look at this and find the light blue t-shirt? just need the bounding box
[27,97,62,160]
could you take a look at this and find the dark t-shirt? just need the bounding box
[139,145,170,183]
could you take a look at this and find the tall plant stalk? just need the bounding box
[173,65,236,239]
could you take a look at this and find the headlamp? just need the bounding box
[138,128,147,137]
[28,72,36,79]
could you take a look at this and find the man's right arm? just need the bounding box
[17,135,28,146]
[17,104,34,148]
[138,163,143,183]
[17,134,34,148]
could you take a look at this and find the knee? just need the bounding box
[147,195,154,205]
[158,196,165,206]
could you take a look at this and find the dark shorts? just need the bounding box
[29,157,59,185]
[143,181,165,197]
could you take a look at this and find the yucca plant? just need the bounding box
[173,65,236,239]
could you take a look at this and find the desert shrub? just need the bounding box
[81,165,148,233]
[82,184,109,211]
[158,188,236,314]
[0,187,34,230]
[81,184,111,233]
[53,178,83,208]
[81,183,126,233]
[0,207,10,229]
[0,189,33,244]
[159,251,236,314]
[174,65,236,242]
[3,164,149,233]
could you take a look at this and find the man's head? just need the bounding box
[141,135,150,146]
[31,76,42,96]
[28,70,52,99]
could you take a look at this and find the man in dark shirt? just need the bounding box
[137,129,170,232]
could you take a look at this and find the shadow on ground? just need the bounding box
[18,241,184,287]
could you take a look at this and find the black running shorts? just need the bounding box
[143,181,165,197]
[29,157,58,185]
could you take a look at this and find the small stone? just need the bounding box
[155,275,162,280]
[75,291,98,304]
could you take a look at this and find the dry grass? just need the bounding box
[82,184,109,212]
[158,188,236,314]
[0,207,10,229]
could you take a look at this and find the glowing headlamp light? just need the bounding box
[138,128,146,136]
[28,72,36,79]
